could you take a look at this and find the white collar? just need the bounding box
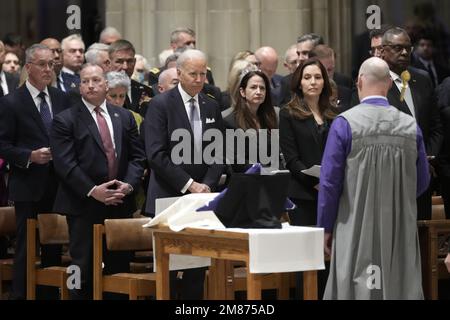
[178,83,199,104]
[62,66,77,75]
[25,80,49,99]
[361,95,388,103]
[82,97,108,114]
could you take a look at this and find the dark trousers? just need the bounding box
[288,198,318,227]
[12,201,62,300]
[417,185,432,220]
[66,214,132,300]
[442,176,450,219]
[169,267,206,300]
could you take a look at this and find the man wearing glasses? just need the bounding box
[0,44,70,299]
[40,38,64,88]
[381,27,443,220]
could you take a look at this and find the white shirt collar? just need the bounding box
[25,80,49,99]
[82,97,108,114]
[389,70,401,82]
[62,66,76,75]
[361,95,388,103]
[178,83,199,104]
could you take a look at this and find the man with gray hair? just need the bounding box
[109,39,154,116]
[99,26,122,45]
[0,44,70,299]
[60,34,85,93]
[145,48,224,300]
[318,57,429,299]
[85,43,110,72]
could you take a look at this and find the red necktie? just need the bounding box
[94,107,117,179]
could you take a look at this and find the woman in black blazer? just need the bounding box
[223,69,279,172]
[280,58,338,226]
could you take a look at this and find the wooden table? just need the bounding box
[417,219,450,300]
[152,225,319,300]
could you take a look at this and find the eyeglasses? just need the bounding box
[50,48,62,54]
[369,46,383,56]
[383,44,414,54]
[28,61,54,69]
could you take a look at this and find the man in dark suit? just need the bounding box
[0,40,19,97]
[145,49,224,299]
[380,27,443,220]
[109,40,154,117]
[0,44,70,299]
[50,63,145,299]
[411,32,450,88]
[59,34,85,93]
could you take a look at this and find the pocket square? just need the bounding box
[206,118,215,124]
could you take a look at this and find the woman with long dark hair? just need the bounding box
[223,69,279,172]
[280,58,338,226]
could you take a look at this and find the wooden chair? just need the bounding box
[418,196,450,299]
[0,206,15,299]
[26,214,70,300]
[93,218,156,300]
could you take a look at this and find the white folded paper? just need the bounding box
[301,165,321,178]
[142,193,225,231]
[144,194,225,271]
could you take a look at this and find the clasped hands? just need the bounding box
[91,180,132,206]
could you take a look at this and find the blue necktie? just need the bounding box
[38,91,52,133]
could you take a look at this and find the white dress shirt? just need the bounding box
[1,71,9,95]
[82,98,116,150]
[177,83,203,194]
[390,70,416,118]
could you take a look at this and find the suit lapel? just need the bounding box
[107,104,122,160]
[387,85,411,116]
[408,70,420,117]
[198,93,208,133]
[21,86,49,137]
[306,118,320,148]
[77,101,105,153]
[173,88,193,133]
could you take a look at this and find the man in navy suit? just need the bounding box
[0,44,70,299]
[50,63,145,299]
[144,49,224,299]
[59,34,85,93]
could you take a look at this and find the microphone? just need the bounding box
[400,70,411,102]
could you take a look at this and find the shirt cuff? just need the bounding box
[181,178,194,194]
[87,186,97,197]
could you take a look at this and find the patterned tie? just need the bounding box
[94,107,117,180]
[188,98,202,151]
[38,92,52,133]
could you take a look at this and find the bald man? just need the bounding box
[157,67,179,93]
[254,46,283,105]
[318,57,429,300]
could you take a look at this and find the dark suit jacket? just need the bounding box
[3,72,19,95]
[437,76,450,110]
[125,79,154,116]
[411,55,450,86]
[386,67,443,156]
[144,86,225,215]
[0,85,70,202]
[439,107,450,177]
[333,72,353,89]
[50,98,145,217]
[279,108,329,201]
